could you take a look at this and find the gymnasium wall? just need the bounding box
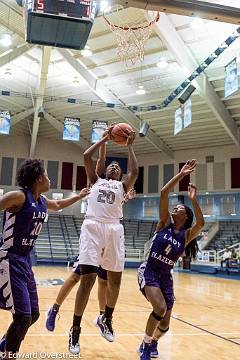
[138,144,240,194]
[0,135,240,198]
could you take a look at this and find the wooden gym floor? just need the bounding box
[1,267,239,359]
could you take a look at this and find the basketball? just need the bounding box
[111,123,133,146]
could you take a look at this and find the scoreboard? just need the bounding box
[32,0,95,21]
[25,0,97,50]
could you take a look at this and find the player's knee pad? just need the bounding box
[151,311,163,322]
[158,326,169,333]
[31,311,40,326]
[6,314,32,352]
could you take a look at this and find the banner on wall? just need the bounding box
[92,120,108,143]
[184,99,192,128]
[0,111,11,135]
[225,58,238,97]
[174,107,182,135]
[63,117,80,141]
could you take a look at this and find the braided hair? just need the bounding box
[183,205,198,259]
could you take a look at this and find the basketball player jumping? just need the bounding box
[137,159,205,360]
[68,128,138,355]
[0,159,90,359]
[46,138,136,332]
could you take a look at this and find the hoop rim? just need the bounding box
[103,11,160,31]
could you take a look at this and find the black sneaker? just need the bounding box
[68,326,81,354]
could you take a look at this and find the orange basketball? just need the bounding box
[111,123,133,146]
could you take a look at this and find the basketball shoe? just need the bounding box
[46,305,59,331]
[68,326,81,355]
[138,341,152,360]
[149,339,159,358]
[96,314,115,342]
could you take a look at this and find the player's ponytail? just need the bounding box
[182,205,198,259]
[183,205,193,230]
[184,238,198,260]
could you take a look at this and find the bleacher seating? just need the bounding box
[3,211,240,265]
[0,213,156,264]
[35,214,84,264]
[206,220,240,251]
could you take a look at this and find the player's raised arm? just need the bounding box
[84,127,114,184]
[158,159,197,230]
[95,134,107,177]
[122,131,138,192]
[185,183,205,246]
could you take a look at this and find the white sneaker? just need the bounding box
[68,326,80,355]
[93,316,98,326]
[96,314,115,342]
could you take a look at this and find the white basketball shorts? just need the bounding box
[78,219,125,272]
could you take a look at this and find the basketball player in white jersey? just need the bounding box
[68,128,138,355]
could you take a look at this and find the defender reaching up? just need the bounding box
[137,159,205,360]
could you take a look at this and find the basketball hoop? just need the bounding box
[103,6,160,67]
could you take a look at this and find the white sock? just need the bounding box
[144,334,152,344]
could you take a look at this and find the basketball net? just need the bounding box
[103,6,160,67]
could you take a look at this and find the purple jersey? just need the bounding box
[146,222,185,273]
[0,189,47,257]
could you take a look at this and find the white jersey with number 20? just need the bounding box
[86,178,125,221]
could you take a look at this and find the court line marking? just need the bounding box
[172,316,240,346]
[26,332,240,337]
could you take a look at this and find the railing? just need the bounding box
[217,242,240,263]
[197,250,217,263]
[125,248,143,261]
[199,222,219,250]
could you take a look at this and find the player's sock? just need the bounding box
[73,314,82,327]
[104,305,114,319]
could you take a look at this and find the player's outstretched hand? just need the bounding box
[78,187,91,199]
[102,124,116,141]
[127,188,136,199]
[126,131,136,146]
[188,183,197,200]
[180,159,197,177]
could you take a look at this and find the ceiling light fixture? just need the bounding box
[81,45,93,57]
[3,68,13,79]
[72,77,80,87]
[190,18,204,30]
[100,1,109,12]
[136,85,146,95]
[157,57,168,69]
[0,34,12,47]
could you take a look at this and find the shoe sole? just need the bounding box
[93,318,98,326]
[68,348,80,355]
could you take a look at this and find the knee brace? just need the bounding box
[157,326,169,333]
[151,311,163,322]
[30,311,40,326]
[6,314,32,352]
